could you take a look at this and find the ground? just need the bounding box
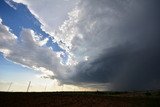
[0,91,160,107]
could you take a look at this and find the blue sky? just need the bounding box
[0,0,38,82]
[0,0,62,51]
[0,0,83,92]
[0,0,67,91]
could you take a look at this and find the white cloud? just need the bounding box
[53,7,80,53]
[5,0,17,10]
[0,20,65,79]
[13,0,79,35]
[10,0,142,66]
[53,0,135,63]
[10,0,137,76]
[38,38,49,46]
[12,0,81,64]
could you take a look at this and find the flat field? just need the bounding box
[0,91,160,107]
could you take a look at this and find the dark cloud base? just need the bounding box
[67,0,160,91]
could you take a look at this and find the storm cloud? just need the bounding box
[2,0,160,91]
[60,0,160,91]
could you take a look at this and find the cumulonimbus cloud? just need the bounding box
[56,0,160,90]
[1,0,160,91]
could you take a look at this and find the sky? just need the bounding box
[0,0,160,92]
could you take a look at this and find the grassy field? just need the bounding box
[0,91,160,107]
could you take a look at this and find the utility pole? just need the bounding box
[7,82,12,92]
[62,85,64,92]
[44,84,47,92]
[27,81,31,92]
